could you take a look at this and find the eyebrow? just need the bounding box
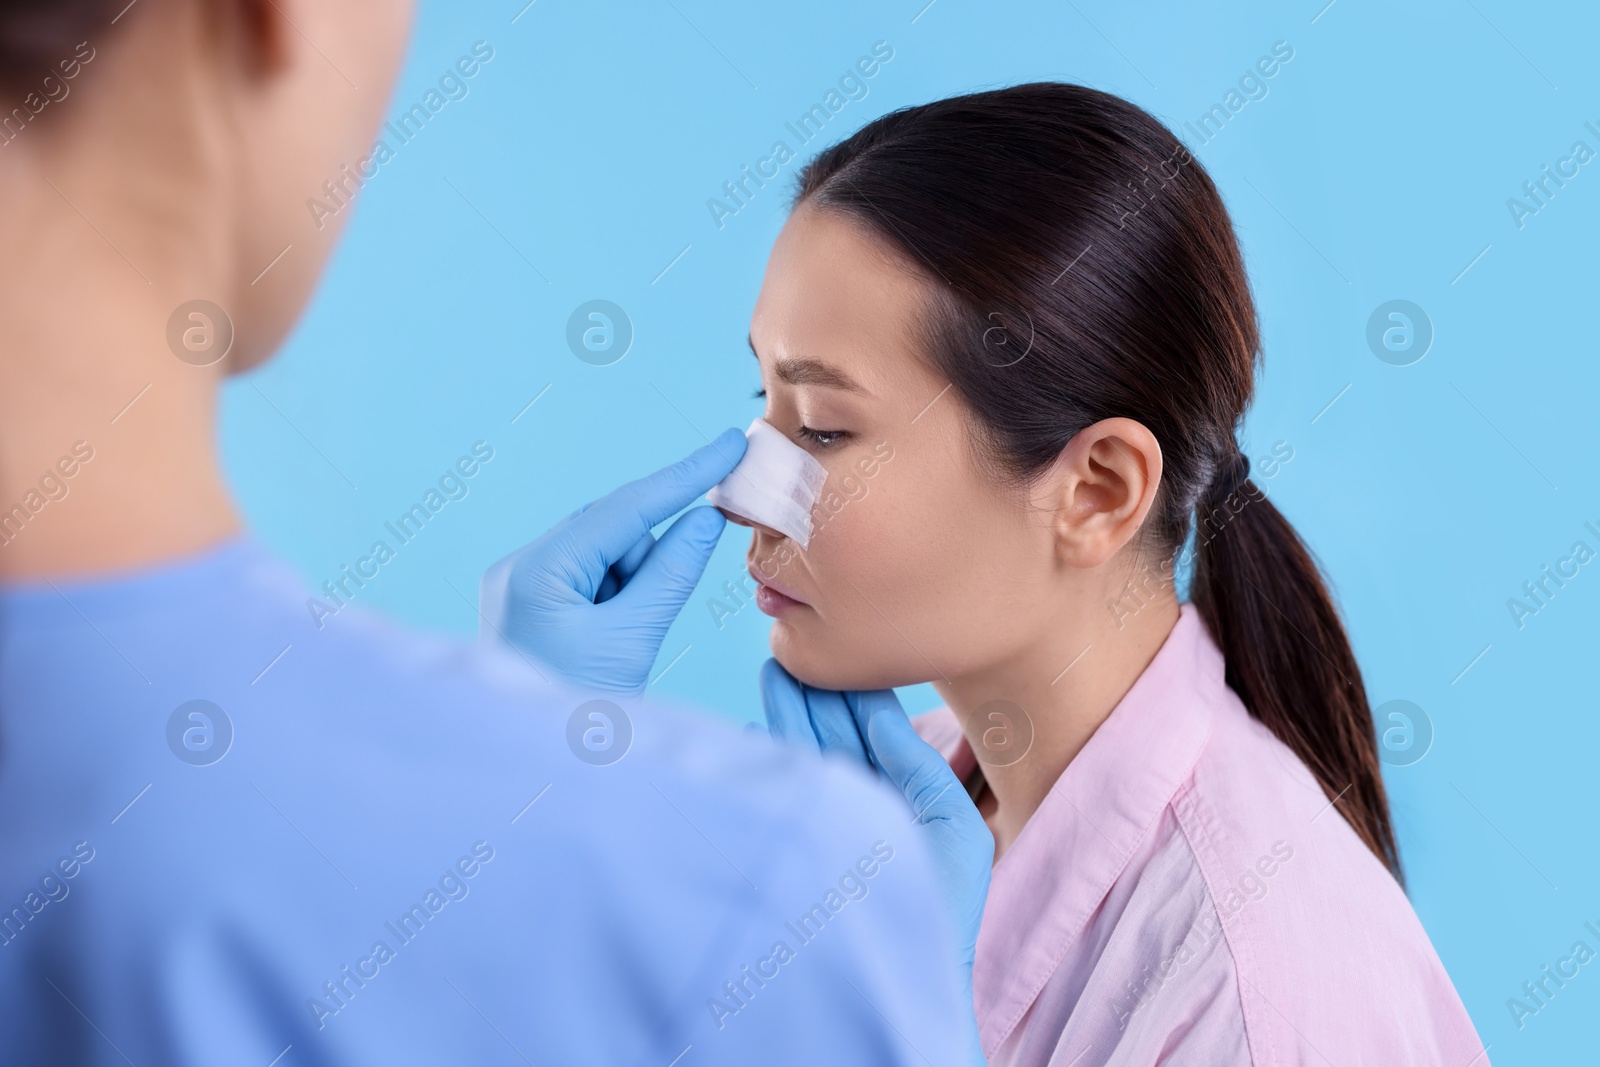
[748,335,871,396]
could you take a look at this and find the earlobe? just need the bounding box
[1044,418,1163,569]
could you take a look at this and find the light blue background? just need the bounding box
[221,1,1600,1060]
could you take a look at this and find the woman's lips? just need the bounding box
[748,565,809,617]
[755,585,804,616]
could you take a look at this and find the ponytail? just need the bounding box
[1191,463,1401,880]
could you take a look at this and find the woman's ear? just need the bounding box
[1036,417,1163,568]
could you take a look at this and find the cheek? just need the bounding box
[806,486,914,609]
[771,493,925,690]
[771,463,1025,690]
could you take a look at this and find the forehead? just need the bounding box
[749,205,938,390]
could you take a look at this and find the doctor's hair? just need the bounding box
[792,82,1401,881]
[0,0,108,83]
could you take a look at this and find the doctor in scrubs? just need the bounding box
[0,2,985,1064]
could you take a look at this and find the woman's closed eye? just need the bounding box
[797,426,850,448]
[750,386,850,449]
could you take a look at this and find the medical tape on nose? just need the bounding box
[706,418,829,547]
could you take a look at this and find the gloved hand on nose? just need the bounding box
[478,428,747,696]
[758,658,994,1040]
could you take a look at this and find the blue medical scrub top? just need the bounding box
[0,536,967,1065]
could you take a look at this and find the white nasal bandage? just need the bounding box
[706,418,829,547]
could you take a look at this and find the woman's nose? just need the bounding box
[716,506,784,541]
[717,508,798,557]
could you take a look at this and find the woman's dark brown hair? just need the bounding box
[793,83,1401,879]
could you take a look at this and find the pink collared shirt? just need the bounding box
[914,604,1487,1066]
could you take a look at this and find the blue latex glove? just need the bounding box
[480,428,747,696]
[759,659,993,1065]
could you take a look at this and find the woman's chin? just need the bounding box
[768,625,922,693]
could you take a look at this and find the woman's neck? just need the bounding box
[934,586,1181,861]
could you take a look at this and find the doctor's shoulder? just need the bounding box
[111,606,963,1061]
[293,606,959,946]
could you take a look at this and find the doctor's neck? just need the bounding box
[0,264,241,582]
[0,44,240,581]
[0,0,406,582]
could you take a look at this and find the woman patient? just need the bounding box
[741,83,1486,1065]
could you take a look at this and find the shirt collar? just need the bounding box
[934,603,1220,1055]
